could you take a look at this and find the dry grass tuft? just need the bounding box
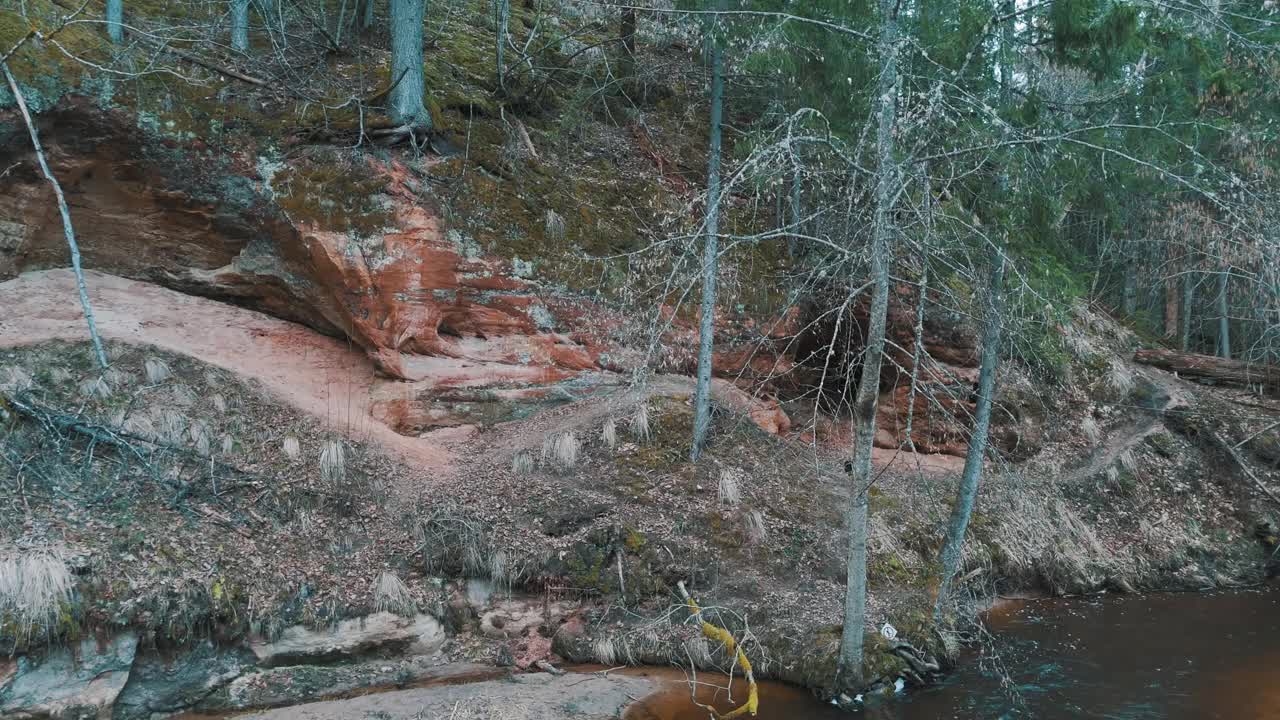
[282,436,301,459]
[0,366,34,393]
[718,468,741,506]
[0,549,73,630]
[78,376,113,400]
[592,636,618,666]
[170,384,197,407]
[630,404,651,442]
[144,357,173,384]
[211,394,227,413]
[601,418,617,449]
[372,571,416,616]
[103,366,132,389]
[743,509,768,545]
[220,434,235,455]
[320,440,346,485]
[544,209,566,242]
[157,409,187,444]
[541,431,579,470]
[189,420,212,455]
[1105,360,1136,397]
[1081,416,1102,444]
[511,450,535,475]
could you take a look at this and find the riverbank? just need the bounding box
[2,285,1278,717]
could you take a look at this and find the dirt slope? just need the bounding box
[0,268,452,473]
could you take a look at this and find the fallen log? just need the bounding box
[1133,349,1279,391]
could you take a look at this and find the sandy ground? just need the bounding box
[0,269,451,470]
[230,671,657,720]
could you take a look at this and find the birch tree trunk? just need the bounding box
[231,0,251,51]
[2,64,109,369]
[389,0,432,130]
[934,248,1005,618]
[836,0,898,691]
[106,0,124,43]
[690,10,724,463]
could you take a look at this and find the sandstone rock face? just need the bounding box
[249,613,446,667]
[0,633,138,719]
[113,641,256,720]
[0,98,991,453]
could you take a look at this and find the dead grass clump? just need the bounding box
[211,394,228,413]
[78,376,112,400]
[544,209,566,242]
[103,366,133,389]
[592,636,619,665]
[1081,416,1102,444]
[541,431,579,470]
[144,357,173,384]
[601,418,617,449]
[282,435,301,459]
[511,450,535,475]
[372,571,416,616]
[157,409,187,444]
[992,494,1112,593]
[320,440,346,485]
[743,509,768,546]
[189,420,212,455]
[630,404,651,442]
[0,549,73,632]
[1104,360,1136,397]
[718,468,741,506]
[220,434,235,455]
[0,366,34,393]
[415,507,517,586]
[170,384,197,407]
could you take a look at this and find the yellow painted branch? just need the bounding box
[679,582,759,718]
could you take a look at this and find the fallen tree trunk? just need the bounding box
[1133,349,1279,392]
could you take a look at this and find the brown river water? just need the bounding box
[626,585,1280,720]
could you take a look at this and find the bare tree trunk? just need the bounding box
[1182,270,1195,352]
[690,12,724,463]
[106,0,124,43]
[1218,265,1231,359]
[619,6,636,78]
[231,0,251,51]
[361,0,376,31]
[494,0,509,91]
[934,248,1005,618]
[389,0,431,130]
[837,0,899,692]
[2,64,109,369]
